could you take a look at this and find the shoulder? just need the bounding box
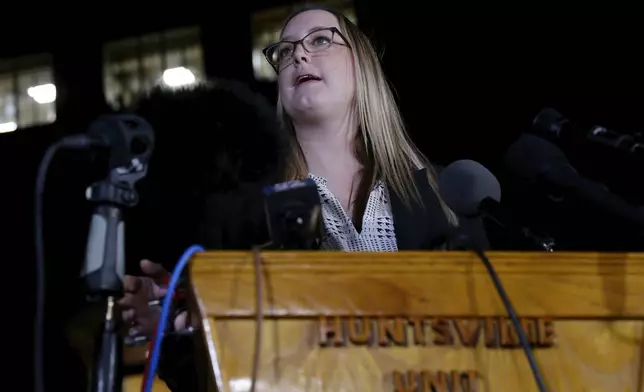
[423,164,491,250]
[431,164,445,174]
[409,165,491,250]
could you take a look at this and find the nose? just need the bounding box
[292,43,309,65]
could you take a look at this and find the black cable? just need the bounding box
[34,135,101,392]
[473,247,548,392]
[250,246,265,392]
[34,141,63,392]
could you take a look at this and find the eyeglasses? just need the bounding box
[262,27,350,73]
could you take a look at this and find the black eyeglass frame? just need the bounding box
[262,27,351,74]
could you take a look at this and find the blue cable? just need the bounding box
[143,244,205,392]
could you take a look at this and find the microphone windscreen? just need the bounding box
[504,134,575,184]
[439,159,501,217]
[532,107,569,139]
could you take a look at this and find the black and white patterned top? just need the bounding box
[309,173,398,251]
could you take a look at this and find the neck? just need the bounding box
[293,112,361,179]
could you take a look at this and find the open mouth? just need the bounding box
[296,74,321,85]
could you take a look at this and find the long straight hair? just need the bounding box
[276,5,458,226]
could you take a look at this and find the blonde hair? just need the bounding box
[276,6,458,226]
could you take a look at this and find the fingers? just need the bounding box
[120,297,162,337]
[120,303,140,336]
[123,275,141,293]
[140,259,169,284]
[152,285,168,299]
[122,308,136,323]
[173,311,188,331]
[118,292,138,309]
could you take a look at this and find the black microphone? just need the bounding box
[80,115,154,392]
[439,159,555,251]
[34,114,155,392]
[437,161,549,392]
[81,114,155,298]
[533,107,644,157]
[505,133,644,232]
[263,178,322,250]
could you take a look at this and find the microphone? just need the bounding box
[505,133,644,232]
[439,159,555,251]
[81,114,155,298]
[34,114,155,392]
[263,178,322,250]
[79,115,154,392]
[532,107,644,157]
[436,162,549,392]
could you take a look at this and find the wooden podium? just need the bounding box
[189,251,644,392]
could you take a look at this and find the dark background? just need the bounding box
[2,3,643,390]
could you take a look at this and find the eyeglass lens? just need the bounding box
[268,28,336,69]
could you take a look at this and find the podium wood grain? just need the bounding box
[190,251,644,392]
[124,375,170,392]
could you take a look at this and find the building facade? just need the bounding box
[0,0,366,135]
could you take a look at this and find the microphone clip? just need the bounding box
[480,197,556,252]
[520,227,555,252]
[587,126,644,157]
[86,158,147,209]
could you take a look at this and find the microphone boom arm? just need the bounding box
[480,198,555,252]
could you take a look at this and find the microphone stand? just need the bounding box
[81,162,147,392]
[480,198,556,252]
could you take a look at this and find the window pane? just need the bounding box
[0,53,55,131]
[0,74,16,132]
[185,45,204,79]
[142,53,163,90]
[165,50,183,70]
[18,67,56,128]
[103,27,204,111]
[184,45,202,66]
[104,63,121,110]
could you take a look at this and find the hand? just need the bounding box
[120,259,169,337]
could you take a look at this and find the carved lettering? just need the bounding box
[454,320,481,347]
[484,317,497,347]
[316,316,550,390]
[500,318,519,347]
[378,317,407,346]
[393,370,417,392]
[464,370,479,392]
[522,318,538,344]
[537,318,556,347]
[408,317,426,345]
[318,316,345,347]
[421,370,448,391]
[393,370,479,392]
[431,318,453,345]
[348,316,371,345]
[318,316,556,349]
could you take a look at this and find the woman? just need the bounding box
[121,6,488,391]
[268,6,462,251]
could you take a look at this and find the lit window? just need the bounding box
[251,1,357,82]
[0,53,56,132]
[103,27,204,110]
